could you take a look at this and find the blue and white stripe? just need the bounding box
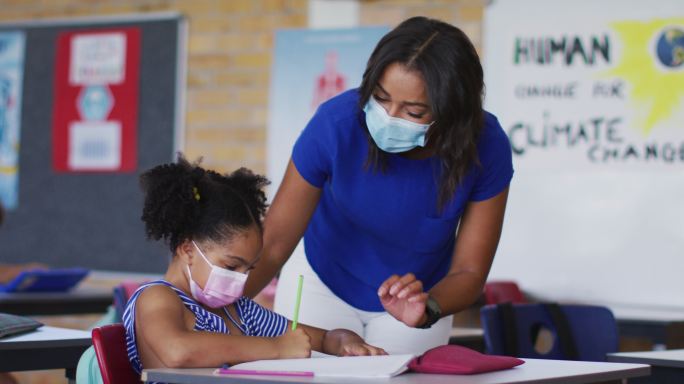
[236,296,289,337]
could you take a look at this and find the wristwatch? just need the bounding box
[417,296,442,329]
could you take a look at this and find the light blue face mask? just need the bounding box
[363,96,432,153]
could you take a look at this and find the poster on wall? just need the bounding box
[484,0,684,309]
[0,32,25,210]
[267,26,389,194]
[52,28,140,172]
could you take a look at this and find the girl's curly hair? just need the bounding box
[139,154,270,252]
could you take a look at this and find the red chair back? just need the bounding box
[92,323,140,384]
[483,281,526,305]
[113,281,146,321]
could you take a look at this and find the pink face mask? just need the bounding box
[185,241,247,308]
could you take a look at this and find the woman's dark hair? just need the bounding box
[140,154,270,253]
[358,16,484,210]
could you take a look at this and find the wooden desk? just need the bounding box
[608,348,684,384]
[142,358,649,384]
[611,306,684,349]
[0,270,162,316]
[0,288,113,315]
[0,326,92,383]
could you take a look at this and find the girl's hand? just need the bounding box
[275,328,311,359]
[378,273,429,327]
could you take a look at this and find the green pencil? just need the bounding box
[291,274,304,330]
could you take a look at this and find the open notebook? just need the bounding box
[218,353,416,378]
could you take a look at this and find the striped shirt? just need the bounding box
[123,280,288,376]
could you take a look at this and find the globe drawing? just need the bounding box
[656,27,684,69]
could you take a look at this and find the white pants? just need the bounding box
[274,243,452,355]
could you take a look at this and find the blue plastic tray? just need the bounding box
[0,268,90,293]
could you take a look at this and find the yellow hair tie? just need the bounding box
[192,187,201,201]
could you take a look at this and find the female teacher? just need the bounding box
[245,16,513,355]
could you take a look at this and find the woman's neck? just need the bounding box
[399,144,434,160]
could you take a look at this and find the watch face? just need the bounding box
[426,297,441,316]
[419,297,442,329]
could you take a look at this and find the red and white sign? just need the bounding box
[52,28,140,172]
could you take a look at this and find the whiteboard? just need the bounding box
[483,0,684,310]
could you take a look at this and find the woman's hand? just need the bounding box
[378,273,429,327]
[275,328,312,359]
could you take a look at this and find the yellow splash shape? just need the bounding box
[607,18,684,134]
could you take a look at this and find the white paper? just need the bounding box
[68,121,121,170]
[70,32,126,85]
[230,354,415,378]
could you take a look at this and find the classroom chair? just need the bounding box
[480,303,618,361]
[113,281,145,321]
[483,280,527,304]
[91,323,140,384]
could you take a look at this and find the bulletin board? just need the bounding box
[0,12,186,272]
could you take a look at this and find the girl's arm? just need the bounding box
[135,285,311,368]
[244,160,322,297]
[378,187,510,326]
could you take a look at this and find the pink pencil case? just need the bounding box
[408,344,524,374]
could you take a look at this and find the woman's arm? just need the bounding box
[244,160,322,298]
[135,285,311,368]
[378,187,510,326]
[430,186,510,315]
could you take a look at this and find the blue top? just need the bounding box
[123,280,287,376]
[292,89,514,311]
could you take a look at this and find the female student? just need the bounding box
[245,16,514,354]
[124,156,385,374]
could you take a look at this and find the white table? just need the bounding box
[143,358,649,384]
[608,348,684,383]
[0,326,92,383]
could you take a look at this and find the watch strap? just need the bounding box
[417,296,442,329]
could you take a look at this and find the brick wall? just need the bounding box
[360,0,485,54]
[0,0,484,175]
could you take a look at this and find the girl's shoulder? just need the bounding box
[135,282,181,302]
[131,281,188,314]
